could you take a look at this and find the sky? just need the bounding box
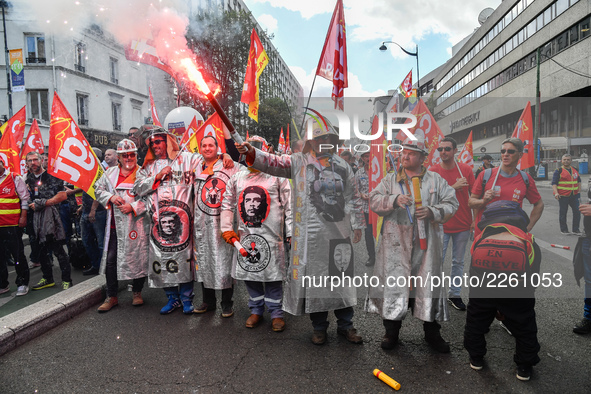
[242,0,502,100]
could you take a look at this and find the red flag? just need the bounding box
[511,101,534,170]
[0,106,27,175]
[180,116,199,152]
[125,38,176,79]
[458,131,474,168]
[246,130,249,140]
[20,119,45,174]
[396,99,445,169]
[368,115,385,239]
[278,128,286,154]
[149,87,162,127]
[191,113,226,154]
[47,93,103,199]
[400,70,413,98]
[241,29,269,122]
[316,0,348,111]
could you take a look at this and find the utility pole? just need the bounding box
[534,47,541,167]
[1,0,13,118]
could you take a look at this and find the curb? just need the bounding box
[0,276,105,357]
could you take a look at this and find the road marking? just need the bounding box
[536,238,573,261]
[0,293,16,308]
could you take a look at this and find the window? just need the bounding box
[76,94,89,126]
[25,34,45,64]
[112,102,122,131]
[109,57,119,84]
[556,0,568,16]
[581,18,590,39]
[28,90,49,122]
[75,42,86,73]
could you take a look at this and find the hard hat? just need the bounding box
[117,138,137,154]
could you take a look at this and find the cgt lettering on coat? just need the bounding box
[152,260,180,274]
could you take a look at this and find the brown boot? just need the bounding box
[246,314,262,328]
[337,328,363,344]
[312,330,327,345]
[132,292,144,306]
[97,297,118,313]
[272,317,286,332]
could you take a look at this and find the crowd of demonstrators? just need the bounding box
[430,137,476,312]
[366,134,459,353]
[552,154,582,235]
[340,150,358,173]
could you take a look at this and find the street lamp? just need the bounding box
[379,41,420,98]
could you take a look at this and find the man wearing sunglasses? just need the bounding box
[469,138,544,238]
[431,137,476,312]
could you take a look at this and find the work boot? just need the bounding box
[381,320,401,350]
[312,330,327,345]
[246,314,262,328]
[573,318,591,335]
[424,321,450,353]
[337,328,363,344]
[194,303,215,314]
[97,297,118,313]
[272,317,286,332]
[132,292,144,306]
[160,295,181,315]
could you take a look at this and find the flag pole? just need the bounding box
[300,74,318,137]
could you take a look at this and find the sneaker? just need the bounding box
[29,262,41,268]
[221,307,234,318]
[193,303,215,314]
[182,300,195,315]
[499,321,513,336]
[0,286,9,295]
[573,318,591,335]
[470,358,484,371]
[560,231,572,235]
[516,365,532,381]
[337,328,363,344]
[160,296,181,315]
[16,285,29,296]
[32,278,55,290]
[62,281,73,290]
[448,297,466,311]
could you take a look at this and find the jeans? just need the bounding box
[164,282,194,302]
[105,227,146,297]
[558,194,581,233]
[364,213,376,264]
[442,230,471,298]
[0,227,30,288]
[80,210,107,270]
[310,307,354,331]
[244,280,283,318]
[580,238,591,320]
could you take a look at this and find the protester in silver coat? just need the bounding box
[366,135,458,353]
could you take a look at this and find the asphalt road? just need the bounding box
[0,187,590,393]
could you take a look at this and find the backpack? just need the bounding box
[481,167,529,195]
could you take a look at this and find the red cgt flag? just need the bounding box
[458,130,474,168]
[0,106,27,175]
[20,119,45,175]
[48,93,103,199]
[125,38,176,79]
[189,112,226,155]
[511,101,534,170]
[149,87,162,127]
[316,0,348,111]
[400,70,413,98]
[368,115,386,240]
[180,116,199,152]
[396,99,445,169]
[241,29,269,122]
[278,128,286,154]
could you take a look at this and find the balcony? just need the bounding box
[27,57,46,64]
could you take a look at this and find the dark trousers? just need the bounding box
[26,214,42,264]
[559,193,581,233]
[464,298,540,367]
[0,227,30,288]
[364,213,376,264]
[105,227,145,297]
[40,236,71,283]
[201,282,234,309]
[310,306,354,331]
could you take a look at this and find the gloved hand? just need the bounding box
[222,230,240,245]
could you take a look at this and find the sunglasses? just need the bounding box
[500,149,517,155]
[437,147,453,152]
[150,139,166,146]
[120,153,136,159]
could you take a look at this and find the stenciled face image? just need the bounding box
[334,243,352,273]
[160,215,175,235]
[244,192,263,217]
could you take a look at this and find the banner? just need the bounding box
[396,99,444,169]
[125,38,176,78]
[400,70,412,98]
[0,106,27,175]
[241,29,269,122]
[188,112,226,154]
[0,129,21,175]
[278,128,286,154]
[20,119,45,174]
[368,115,385,241]
[511,101,534,170]
[48,93,103,199]
[316,0,347,111]
[149,87,162,127]
[458,130,474,168]
[9,49,25,92]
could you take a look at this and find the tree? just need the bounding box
[253,97,294,147]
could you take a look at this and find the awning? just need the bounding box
[539,137,568,150]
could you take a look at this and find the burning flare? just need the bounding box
[180,58,211,95]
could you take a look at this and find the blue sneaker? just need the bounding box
[160,296,181,315]
[182,299,194,315]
